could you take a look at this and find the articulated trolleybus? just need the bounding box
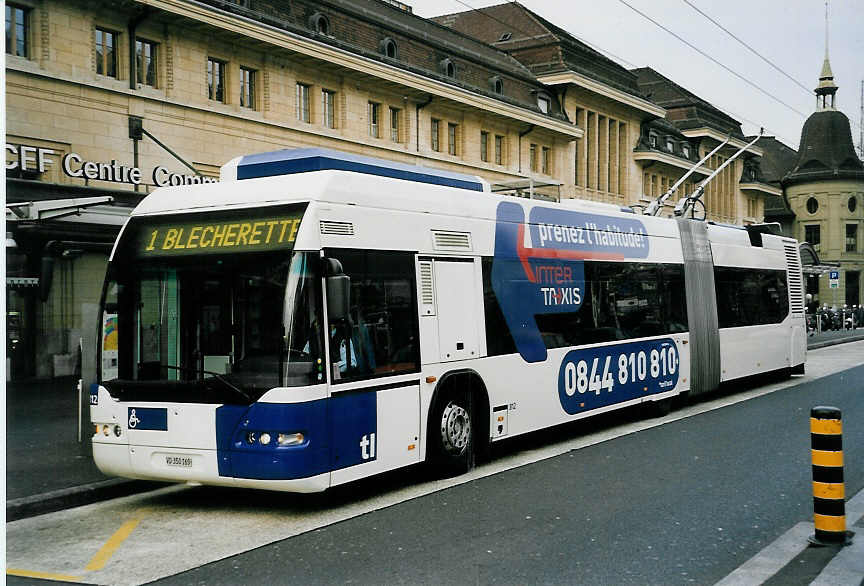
[91,147,806,492]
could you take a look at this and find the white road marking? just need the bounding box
[6,342,864,586]
[714,522,814,586]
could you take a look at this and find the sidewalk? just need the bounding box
[807,326,864,349]
[5,329,864,520]
[5,377,161,520]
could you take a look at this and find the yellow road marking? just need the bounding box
[85,518,140,572]
[7,568,82,582]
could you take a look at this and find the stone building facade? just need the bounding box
[762,44,864,308]
[6,0,780,380]
[435,5,777,222]
[5,0,581,380]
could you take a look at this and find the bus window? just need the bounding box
[714,267,788,327]
[324,249,419,382]
[533,262,688,349]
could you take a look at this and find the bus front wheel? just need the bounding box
[429,390,475,477]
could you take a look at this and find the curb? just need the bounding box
[808,334,864,350]
[6,479,167,522]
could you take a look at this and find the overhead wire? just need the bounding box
[614,0,809,119]
[680,0,862,136]
[435,0,814,146]
[680,0,812,96]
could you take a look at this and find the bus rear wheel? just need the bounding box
[429,391,475,477]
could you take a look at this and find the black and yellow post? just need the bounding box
[809,406,854,546]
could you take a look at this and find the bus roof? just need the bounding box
[221,148,487,192]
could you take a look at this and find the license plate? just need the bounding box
[164,455,193,468]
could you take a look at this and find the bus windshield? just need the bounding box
[99,209,324,403]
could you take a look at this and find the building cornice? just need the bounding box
[537,71,666,118]
[739,182,783,197]
[632,151,710,175]
[136,0,582,139]
[680,128,764,156]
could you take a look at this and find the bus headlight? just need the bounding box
[259,433,271,446]
[114,425,122,437]
[102,424,111,437]
[278,432,304,446]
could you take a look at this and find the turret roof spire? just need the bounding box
[815,1,837,109]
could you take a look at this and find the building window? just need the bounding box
[846,224,858,252]
[806,197,819,214]
[431,118,440,152]
[529,144,538,172]
[537,94,551,114]
[495,135,504,165]
[666,138,674,152]
[491,77,503,95]
[541,146,550,174]
[207,57,226,102]
[480,131,489,163]
[135,39,157,87]
[6,4,28,58]
[389,107,400,142]
[95,28,118,78]
[239,67,255,109]
[322,89,336,129]
[296,83,311,122]
[380,37,398,59]
[849,196,858,213]
[310,12,330,35]
[368,101,380,138]
[682,143,691,159]
[441,58,455,78]
[805,225,820,252]
[447,123,458,155]
[649,133,658,149]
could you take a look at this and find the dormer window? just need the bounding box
[537,93,551,114]
[681,144,691,158]
[309,13,330,35]
[380,37,398,59]
[499,32,512,41]
[489,76,503,95]
[666,138,674,152]
[440,58,455,78]
[649,133,658,148]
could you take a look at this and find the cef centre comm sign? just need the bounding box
[6,143,218,187]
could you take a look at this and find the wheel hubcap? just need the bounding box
[440,401,470,455]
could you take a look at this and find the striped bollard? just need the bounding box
[809,406,853,546]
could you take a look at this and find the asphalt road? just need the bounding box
[145,365,864,585]
[6,347,863,586]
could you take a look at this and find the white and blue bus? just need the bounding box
[90,148,807,492]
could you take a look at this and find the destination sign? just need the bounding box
[135,213,304,257]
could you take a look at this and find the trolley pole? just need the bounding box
[809,406,854,546]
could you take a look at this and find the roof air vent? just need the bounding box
[320,221,354,236]
[432,230,472,251]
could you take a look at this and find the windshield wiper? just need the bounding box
[145,364,252,403]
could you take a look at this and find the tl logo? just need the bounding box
[360,433,377,460]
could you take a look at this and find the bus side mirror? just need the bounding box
[324,258,350,322]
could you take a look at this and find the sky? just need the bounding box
[407,0,864,153]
